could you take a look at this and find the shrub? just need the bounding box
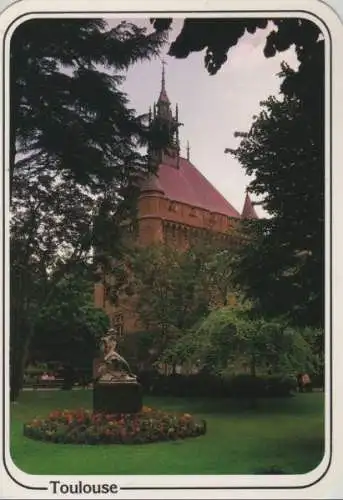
[229,374,267,398]
[23,407,206,445]
[137,373,296,398]
[264,375,297,397]
[139,373,227,398]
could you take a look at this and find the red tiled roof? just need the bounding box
[154,157,241,218]
[241,192,258,219]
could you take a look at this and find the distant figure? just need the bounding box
[297,373,303,392]
[302,373,312,392]
[41,372,50,381]
[297,372,312,393]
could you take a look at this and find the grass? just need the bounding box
[10,390,324,475]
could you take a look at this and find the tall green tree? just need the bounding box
[227,82,323,327]
[128,244,210,358]
[10,18,166,401]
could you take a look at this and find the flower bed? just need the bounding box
[23,406,207,445]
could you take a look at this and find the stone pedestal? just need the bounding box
[93,381,143,414]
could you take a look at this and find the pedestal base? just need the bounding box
[93,382,143,414]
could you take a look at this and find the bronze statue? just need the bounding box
[96,329,137,383]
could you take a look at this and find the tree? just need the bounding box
[150,18,322,81]
[121,240,242,370]
[162,306,317,378]
[10,18,166,401]
[11,19,167,195]
[30,273,109,370]
[227,81,323,327]
[128,244,210,362]
[202,246,240,308]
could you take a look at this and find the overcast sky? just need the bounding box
[108,18,299,217]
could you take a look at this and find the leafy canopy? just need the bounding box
[162,306,319,377]
[10,18,166,400]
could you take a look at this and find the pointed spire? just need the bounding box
[186,141,190,161]
[158,59,170,103]
[175,103,179,122]
[241,191,258,219]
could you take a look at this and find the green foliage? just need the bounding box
[137,372,296,399]
[151,18,321,77]
[117,330,162,372]
[151,18,268,75]
[31,274,109,368]
[128,243,212,358]
[128,241,241,355]
[162,306,318,378]
[229,81,323,327]
[11,19,166,187]
[10,18,166,400]
[23,407,206,445]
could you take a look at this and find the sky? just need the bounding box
[108,18,299,218]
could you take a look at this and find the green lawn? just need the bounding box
[10,390,324,475]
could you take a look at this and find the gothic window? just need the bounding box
[110,313,124,338]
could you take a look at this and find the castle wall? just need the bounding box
[137,193,239,244]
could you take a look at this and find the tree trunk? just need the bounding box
[10,332,30,402]
[10,305,32,402]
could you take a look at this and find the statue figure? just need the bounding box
[96,328,137,383]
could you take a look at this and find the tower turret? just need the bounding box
[241,191,258,219]
[149,60,181,168]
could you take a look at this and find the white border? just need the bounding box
[1,0,342,498]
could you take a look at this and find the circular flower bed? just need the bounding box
[23,406,207,445]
